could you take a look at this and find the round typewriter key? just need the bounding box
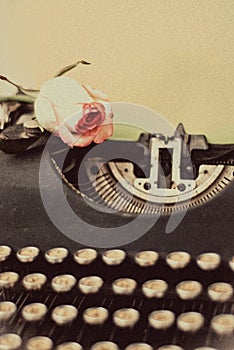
[78,276,103,294]
[196,252,221,271]
[135,250,158,267]
[22,303,47,322]
[90,341,119,350]
[23,273,47,290]
[142,279,168,298]
[112,278,137,295]
[0,272,19,289]
[16,246,39,263]
[0,301,17,321]
[0,334,22,350]
[208,282,233,302]
[148,310,175,330]
[26,336,53,350]
[157,346,183,350]
[102,249,126,265]
[211,314,234,335]
[51,274,77,292]
[52,304,78,325]
[45,247,68,264]
[0,245,12,262]
[228,256,234,271]
[166,251,191,269]
[74,248,98,265]
[57,343,83,350]
[83,306,108,325]
[125,343,153,350]
[176,280,203,300]
[177,312,204,333]
[113,308,140,328]
[194,347,218,350]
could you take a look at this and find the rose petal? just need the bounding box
[93,123,113,144]
[82,84,109,101]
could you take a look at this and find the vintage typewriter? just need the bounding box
[0,103,233,350]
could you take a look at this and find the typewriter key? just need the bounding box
[0,272,19,288]
[157,346,183,350]
[78,276,103,294]
[23,273,47,290]
[74,248,98,265]
[26,336,53,350]
[102,249,126,265]
[142,279,168,298]
[176,280,203,300]
[125,343,153,350]
[148,310,175,330]
[166,251,191,269]
[45,247,68,264]
[83,306,108,325]
[22,303,47,322]
[207,282,233,302]
[0,245,11,262]
[51,274,77,292]
[135,250,159,267]
[196,253,221,271]
[194,347,218,350]
[0,334,22,350]
[0,301,17,321]
[16,246,39,263]
[56,342,83,350]
[112,278,137,295]
[51,304,78,325]
[90,341,119,350]
[211,314,234,335]
[177,312,204,333]
[113,308,140,328]
[228,256,234,271]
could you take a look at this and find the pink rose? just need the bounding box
[35,77,113,147]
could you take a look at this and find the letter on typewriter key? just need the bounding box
[112,278,137,295]
[90,341,119,350]
[51,274,77,293]
[21,302,47,322]
[102,249,126,265]
[78,276,103,294]
[176,280,203,300]
[45,247,68,264]
[0,301,17,321]
[23,273,47,290]
[0,334,22,350]
[142,279,168,298]
[113,308,140,328]
[51,304,78,325]
[166,251,191,270]
[26,336,53,350]
[16,246,39,263]
[83,306,109,325]
[0,245,12,262]
[196,253,221,271]
[207,282,233,302]
[56,342,83,350]
[148,310,175,330]
[134,251,159,267]
[125,343,153,350]
[0,272,19,289]
[74,248,98,265]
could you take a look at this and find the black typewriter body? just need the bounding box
[0,124,233,350]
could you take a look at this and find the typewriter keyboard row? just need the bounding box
[0,246,233,350]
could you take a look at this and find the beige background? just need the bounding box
[0,0,233,143]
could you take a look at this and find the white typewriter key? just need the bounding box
[0,334,22,350]
[194,347,218,350]
[22,303,47,322]
[90,341,119,350]
[57,342,83,350]
[211,314,234,335]
[176,280,203,300]
[112,278,137,295]
[125,343,153,350]
[0,301,17,321]
[0,245,11,262]
[45,247,68,264]
[196,252,221,271]
[166,251,191,269]
[228,256,234,271]
[177,312,204,333]
[135,250,158,267]
[16,246,39,263]
[74,248,98,265]
[142,279,168,298]
[208,282,233,302]
[157,346,183,350]
[26,336,53,350]
[102,249,126,265]
[83,306,108,325]
[52,305,78,325]
[148,310,175,330]
[23,273,47,290]
[0,272,19,289]
[51,274,77,292]
[113,308,140,328]
[78,276,103,294]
